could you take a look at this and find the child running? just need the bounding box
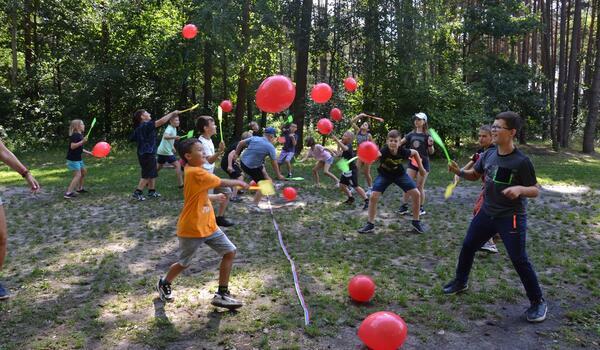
[64,119,93,199]
[357,130,426,234]
[298,136,339,186]
[278,123,298,178]
[156,138,249,309]
[444,111,547,323]
[221,131,252,202]
[331,132,369,210]
[130,109,180,201]
[351,113,374,190]
[156,115,184,188]
[399,112,434,216]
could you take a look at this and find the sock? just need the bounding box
[134,189,143,194]
[148,189,156,194]
[217,285,229,295]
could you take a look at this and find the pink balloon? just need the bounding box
[358,311,408,350]
[256,75,296,113]
[182,24,198,39]
[277,136,286,144]
[357,141,379,164]
[348,275,375,302]
[282,187,297,201]
[344,77,358,92]
[311,83,333,104]
[92,142,111,158]
[330,108,343,122]
[220,100,233,113]
[316,118,334,135]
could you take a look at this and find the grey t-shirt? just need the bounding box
[474,147,537,217]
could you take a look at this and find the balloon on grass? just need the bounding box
[358,311,408,350]
[282,187,297,201]
[348,275,375,302]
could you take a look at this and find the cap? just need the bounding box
[264,127,277,135]
[414,112,428,122]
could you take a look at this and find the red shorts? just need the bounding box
[473,190,484,216]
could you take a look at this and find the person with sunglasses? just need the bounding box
[443,111,547,323]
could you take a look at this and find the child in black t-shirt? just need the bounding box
[331,132,369,210]
[357,130,426,234]
[221,131,252,202]
[65,119,93,199]
[277,123,298,178]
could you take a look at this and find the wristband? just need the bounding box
[458,169,465,178]
[20,169,29,177]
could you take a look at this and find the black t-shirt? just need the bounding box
[341,144,357,171]
[282,131,297,152]
[130,120,157,155]
[66,133,84,161]
[474,147,537,217]
[377,145,412,176]
[404,131,431,159]
[221,141,240,170]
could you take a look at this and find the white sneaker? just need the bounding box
[211,292,243,310]
[480,241,499,253]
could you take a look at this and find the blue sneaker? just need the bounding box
[0,283,10,300]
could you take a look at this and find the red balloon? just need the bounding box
[278,136,286,144]
[182,24,198,40]
[358,311,408,350]
[330,108,343,122]
[220,100,233,113]
[282,187,297,201]
[357,141,379,164]
[311,83,333,104]
[348,275,375,302]
[256,75,296,113]
[92,142,111,158]
[316,118,334,135]
[344,77,358,92]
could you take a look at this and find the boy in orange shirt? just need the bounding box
[156,138,248,309]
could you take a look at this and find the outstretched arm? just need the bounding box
[449,160,482,181]
[0,139,40,192]
[155,110,180,128]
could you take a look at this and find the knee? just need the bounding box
[0,231,7,246]
[223,250,236,260]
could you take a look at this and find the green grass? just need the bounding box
[0,144,598,349]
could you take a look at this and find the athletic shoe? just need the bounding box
[211,292,243,310]
[147,191,161,198]
[419,206,427,216]
[132,192,146,201]
[0,283,9,300]
[398,203,409,215]
[64,192,77,199]
[362,199,369,210]
[526,298,548,323]
[357,222,375,234]
[343,196,355,205]
[216,216,235,227]
[156,278,173,302]
[76,188,89,194]
[442,279,469,295]
[411,220,425,234]
[366,188,372,197]
[480,241,499,253]
[287,173,293,179]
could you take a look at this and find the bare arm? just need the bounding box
[449,160,482,181]
[206,141,225,164]
[234,139,248,157]
[155,110,180,128]
[350,113,366,132]
[330,135,348,152]
[409,150,427,176]
[270,159,285,179]
[227,150,236,170]
[502,185,540,200]
[220,178,248,189]
[71,137,87,150]
[0,139,40,192]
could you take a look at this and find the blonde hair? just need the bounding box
[241,131,252,140]
[69,119,84,136]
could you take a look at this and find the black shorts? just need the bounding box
[407,157,430,172]
[240,161,266,183]
[157,154,177,164]
[138,153,158,179]
[340,169,359,188]
[222,163,242,179]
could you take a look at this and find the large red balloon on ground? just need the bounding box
[311,83,333,104]
[317,118,334,135]
[358,311,408,350]
[357,141,379,164]
[282,187,297,201]
[255,75,296,113]
[330,108,343,122]
[182,24,198,39]
[344,77,358,92]
[92,142,111,158]
[220,100,233,113]
[348,275,375,302]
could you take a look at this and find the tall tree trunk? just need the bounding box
[555,0,568,150]
[9,2,18,88]
[290,0,313,154]
[23,0,34,97]
[561,0,582,148]
[363,0,380,112]
[222,51,228,99]
[234,0,251,138]
[583,5,600,153]
[203,39,214,112]
[101,18,112,136]
[583,0,597,108]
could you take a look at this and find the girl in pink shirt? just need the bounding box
[298,136,339,186]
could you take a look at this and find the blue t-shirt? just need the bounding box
[240,136,277,169]
[130,120,157,155]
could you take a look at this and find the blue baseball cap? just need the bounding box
[264,127,277,135]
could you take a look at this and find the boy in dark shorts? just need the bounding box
[221,131,252,202]
[357,130,426,234]
[130,109,180,201]
[156,138,249,309]
[278,123,298,178]
[331,132,369,210]
[444,111,547,323]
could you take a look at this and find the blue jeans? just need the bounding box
[455,210,543,303]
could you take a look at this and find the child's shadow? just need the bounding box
[153,297,170,321]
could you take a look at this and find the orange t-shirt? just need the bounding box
[177,166,222,238]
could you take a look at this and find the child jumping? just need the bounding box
[156,115,184,188]
[357,130,426,234]
[64,119,93,199]
[278,123,298,178]
[221,131,252,202]
[130,109,180,201]
[298,136,338,186]
[331,132,369,210]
